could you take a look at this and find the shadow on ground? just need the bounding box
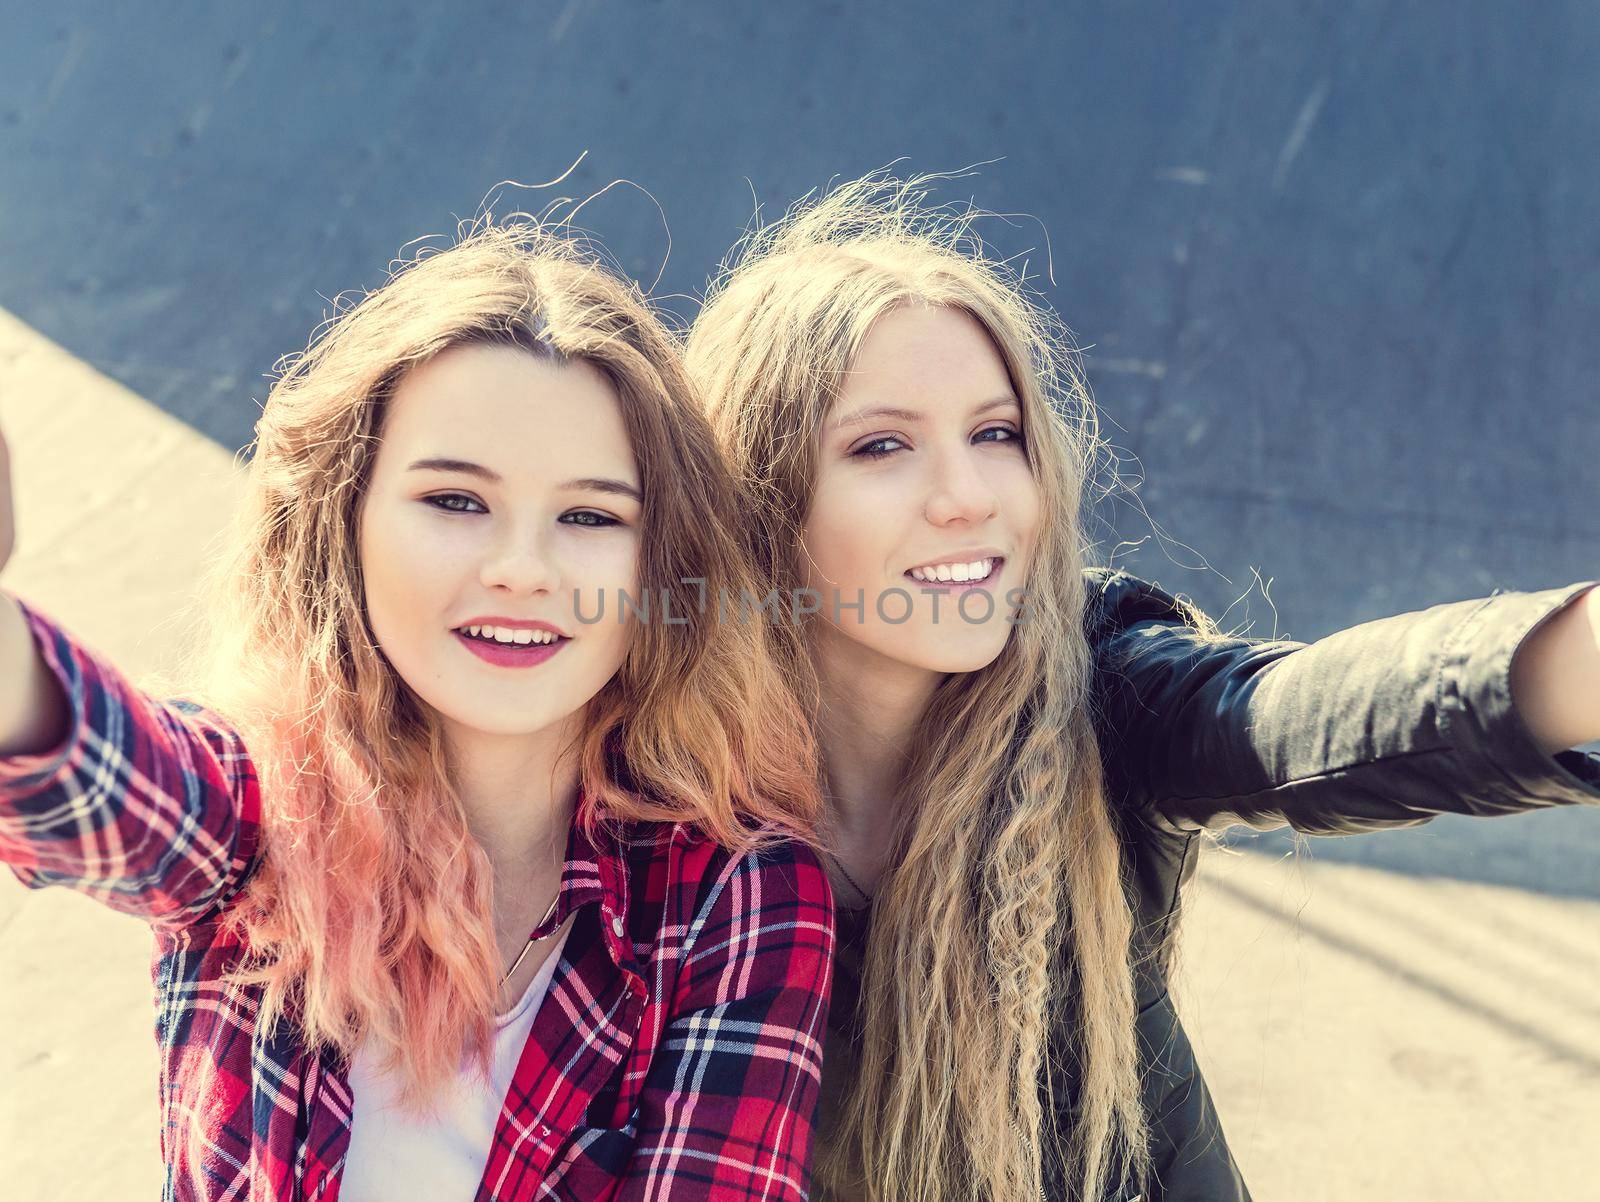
[1223,802,1600,901]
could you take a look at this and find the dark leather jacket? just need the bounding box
[1069,568,1600,1201]
[818,569,1600,1202]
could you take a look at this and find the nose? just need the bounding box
[923,441,999,527]
[478,523,560,595]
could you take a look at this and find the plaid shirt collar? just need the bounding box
[548,805,636,972]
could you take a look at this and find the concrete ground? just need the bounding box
[1,314,1597,1199]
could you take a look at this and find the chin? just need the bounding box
[425,691,577,739]
[451,709,574,739]
[890,637,1009,675]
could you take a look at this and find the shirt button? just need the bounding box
[611,914,626,938]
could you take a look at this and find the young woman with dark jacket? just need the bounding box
[684,173,1600,1202]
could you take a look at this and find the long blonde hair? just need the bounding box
[687,175,1148,1201]
[194,218,822,1109]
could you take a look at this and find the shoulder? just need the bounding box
[1081,566,1209,643]
[612,819,833,920]
[675,824,832,919]
[615,823,833,1008]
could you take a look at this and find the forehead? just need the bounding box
[840,304,1014,407]
[379,342,636,479]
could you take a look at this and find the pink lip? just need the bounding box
[453,629,569,669]
[904,557,1005,591]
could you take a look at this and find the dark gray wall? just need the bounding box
[3,2,1596,891]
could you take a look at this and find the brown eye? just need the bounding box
[562,511,623,528]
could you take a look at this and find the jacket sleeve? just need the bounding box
[0,597,262,928]
[1084,568,1600,836]
[615,840,835,1201]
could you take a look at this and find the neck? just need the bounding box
[446,717,581,896]
[810,624,942,866]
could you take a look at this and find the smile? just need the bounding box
[451,621,570,668]
[905,556,1004,588]
[459,624,562,646]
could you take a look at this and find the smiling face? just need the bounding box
[800,303,1041,676]
[358,342,641,744]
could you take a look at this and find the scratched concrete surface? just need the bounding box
[1,3,1598,1196]
[1,4,1595,635]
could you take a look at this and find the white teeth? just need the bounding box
[460,625,561,645]
[909,558,995,583]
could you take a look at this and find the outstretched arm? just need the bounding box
[1085,568,1600,836]
[0,419,261,926]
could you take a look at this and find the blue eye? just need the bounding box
[425,493,486,514]
[562,511,622,528]
[851,436,907,459]
[976,425,1024,447]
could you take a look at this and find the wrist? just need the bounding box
[1510,584,1600,755]
[0,594,71,759]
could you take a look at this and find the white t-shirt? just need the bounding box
[339,922,572,1200]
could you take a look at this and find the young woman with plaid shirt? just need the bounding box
[0,221,834,1201]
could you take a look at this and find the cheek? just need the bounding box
[803,471,896,585]
[359,504,473,633]
[581,533,640,590]
[996,465,1043,550]
[562,532,641,659]
[558,530,639,614]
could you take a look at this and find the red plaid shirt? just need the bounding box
[0,600,835,1201]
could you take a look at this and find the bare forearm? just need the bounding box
[0,591,68,757]
[1510,584,1600,755]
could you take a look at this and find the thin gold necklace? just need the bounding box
[499,892,562,988]
[824,850,874,905]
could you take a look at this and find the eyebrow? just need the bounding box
[408,457,503,482]
[566,477,644,502]
[830,395,1021,431]
[406,458,642,502]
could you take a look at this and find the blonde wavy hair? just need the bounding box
[686,175,1148,1201]
[192,218,823,1111]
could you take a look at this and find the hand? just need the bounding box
[0,419,12,576]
